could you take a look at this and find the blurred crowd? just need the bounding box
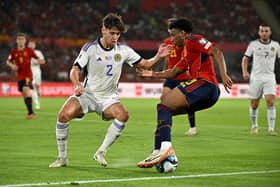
[0,0,279,82]
[0,0,264,42]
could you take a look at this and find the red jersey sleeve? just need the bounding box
[188,35,214,54]
[8,50,15,62]
[28,48,39,59]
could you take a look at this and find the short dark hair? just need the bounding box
[16,32,26,37]
[259,23,270,27]
[103,13,128,33]
[168,18,193,34]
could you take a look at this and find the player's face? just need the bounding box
[102,26,121,48]
[168,28,185,47]
[258,26,271,42]
[28,41,36,49]
[16,36,26,49]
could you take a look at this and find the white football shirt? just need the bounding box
[244,39,280,80]
[31,49,45,74]
[74,38,141,97]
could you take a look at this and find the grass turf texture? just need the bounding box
[0,97,279,187]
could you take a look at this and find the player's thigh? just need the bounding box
[263,79,276,96]
[20,79,33,97]
[248,79,263,99]
[32,72,41,85]
[161,87,172,101]
[177,79,220,111]
[103,102,128,122]
[58,97,83,121]
[161,88,187,110]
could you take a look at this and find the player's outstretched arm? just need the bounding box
[137,44,173,69]
[137,67,182,79]
[209,46,232,93]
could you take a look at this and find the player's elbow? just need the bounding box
[210,46,223,57]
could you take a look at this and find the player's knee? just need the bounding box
[250,100,259,109]
[58,111,71,123]
[266,101,274,107]
[116,110,129,122]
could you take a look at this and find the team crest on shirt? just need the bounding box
[271,47,275,52]
[199,38,207,45]
[105,56,112,61]
[114,54,121,62]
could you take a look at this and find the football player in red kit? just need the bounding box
[161,18,197,136]
[6,33,43,119]
[137,18,232,168]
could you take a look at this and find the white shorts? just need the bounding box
[248,78,276,99]
[32,71,42,85]
[70,91,120,117]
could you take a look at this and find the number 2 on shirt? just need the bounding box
[106,64,113,76]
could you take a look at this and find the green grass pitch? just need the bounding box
[0,97,279,187]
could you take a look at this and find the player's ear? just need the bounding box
[101,26,106,34]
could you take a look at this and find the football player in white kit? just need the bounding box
[242,24,280,136]
[49,13,172,167]
[28,40,46,109]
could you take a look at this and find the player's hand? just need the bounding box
[33,60,39,65]
[11,64,18,71]
[74,83,84,96]
[136,68,153,77]
[221,74,233,93]
[242,71,250,81]
[157,44,173,57]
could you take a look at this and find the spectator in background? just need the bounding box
[28,40,46,109]
[241,24,280,136]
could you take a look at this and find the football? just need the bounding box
[155,154,178,173]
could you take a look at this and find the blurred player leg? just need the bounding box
[249,107,258,134]
[32,75,41,109]
[185,111,197,136]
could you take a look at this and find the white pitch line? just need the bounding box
[1,169,280,187]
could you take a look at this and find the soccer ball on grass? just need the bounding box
[155,154,178,173]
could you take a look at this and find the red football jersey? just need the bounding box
[164,38,191,80]
[8,47,38,80]
[175,34,219,86]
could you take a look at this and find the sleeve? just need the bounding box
[73,44,90,69]
[191,36,213,54]
[244,42,253,57]
[29,48,39,59]
[36,50,45,60]
[124,46,141,67]
[7,52,13,61]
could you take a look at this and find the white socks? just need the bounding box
[97,119,125,153]
[267,106,276,131]
[250,106,277,131]
[56,122,69,158]
[249,107,258,128]
[32,88,40,108]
